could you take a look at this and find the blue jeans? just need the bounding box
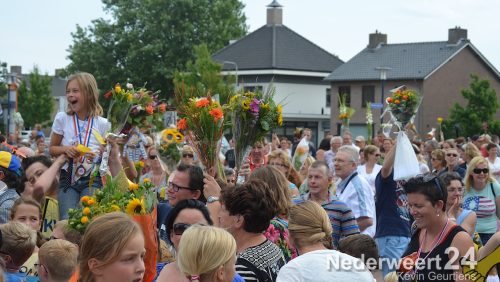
[376,235,411,278]
[58,170,102,219]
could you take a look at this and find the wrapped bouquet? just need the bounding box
[68,171,158,281]
[225,88,283,177]
[338,93,355,133]
[176,95,224,175]
[385,86,422,180]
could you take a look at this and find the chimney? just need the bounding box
[10,65,22,75]
[266,0,283,26]
[368,30,387,49]
[448,26,467,44]
[55,68,65,77]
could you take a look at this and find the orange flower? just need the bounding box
[87,199,96,205]
[103,91,113,99]
[81,196,90,204]
[81,216,89,224]
[177,118,187,130]
[387,97,393,104]
[209,108,223,122]
[402,95,408,101]
[159,103,167,113]
[196,98,210,108]
[394,99,400,105]
[145,105,154,115]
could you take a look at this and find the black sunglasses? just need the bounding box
[172,223,206,235]
[422,174,444,197]
[182,153,194,158]
[473,168,489,174]
[149,155,157,160]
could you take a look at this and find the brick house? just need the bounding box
[325,27,500,138]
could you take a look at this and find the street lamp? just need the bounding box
[222,61,238,89]
[375,67,391,127]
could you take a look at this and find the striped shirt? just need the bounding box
[463,181,500,234]
[293,192,360,248]
[236,239,286,281]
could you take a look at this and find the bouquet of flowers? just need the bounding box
[104,83,167,132]
[155,127,184,172]
[338,93,355,132]
[176,95,224,175]
[385,86,422,180]
[385,87,421,130]
[225,88,283,176]
[68,171,158,281]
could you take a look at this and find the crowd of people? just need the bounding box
[0,71,498,282]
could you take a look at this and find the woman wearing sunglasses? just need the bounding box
[463,156,500,245]
[156,200,244,282]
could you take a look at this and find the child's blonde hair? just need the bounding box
[66,72,103,117]
[39,239,78,281]
[0,222,37,268]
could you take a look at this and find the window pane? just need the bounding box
[362,85,375,108]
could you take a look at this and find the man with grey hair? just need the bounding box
[334,145,376,237]
[324,136,343,174]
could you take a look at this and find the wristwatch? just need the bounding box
[207,196,219,203]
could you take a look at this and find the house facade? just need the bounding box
[212,1,343,145]
[325,28,500,138]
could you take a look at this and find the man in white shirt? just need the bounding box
[334,145,376,237]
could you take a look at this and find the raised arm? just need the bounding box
[381,140,397,178]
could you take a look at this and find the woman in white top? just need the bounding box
[357,145,382,195]
[276,201,373,282]
[486,143,500,183]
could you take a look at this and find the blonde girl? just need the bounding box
[49,72,110,219]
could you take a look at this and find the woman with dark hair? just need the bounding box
[157,199,213,282]
[440,172,477,236]
[316,137,332,161]
[399,174,474,282]
[219,180,286,281]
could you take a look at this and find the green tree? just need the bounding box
[66,0,247,100]
[442,74,499,138]
[173,44,235,105]
[17,67,54,128]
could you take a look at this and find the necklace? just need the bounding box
[412,219,450,275]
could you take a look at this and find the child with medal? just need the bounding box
[49,72,110,219]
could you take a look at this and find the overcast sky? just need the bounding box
[1,0,499,75]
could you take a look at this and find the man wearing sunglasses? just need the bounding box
[439,148,466,178]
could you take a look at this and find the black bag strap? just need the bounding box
[340,172,358,195]
[491,182,497,198]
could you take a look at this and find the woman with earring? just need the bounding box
[463,156,500,245]
[399,174,474,282]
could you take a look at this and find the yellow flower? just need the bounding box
[110,204,121,212]
[437,117,443,124]
[229,94,240,105]
[126,198,145,215]
[242,99,251,110]
[81,216,89,224]
[277,104,283,114]
[135,161,144,168]
[114,83,122,94]
[174,132,184,143]
[143,178,151,184]
[87,199,96,206]
[129,182,139,191]
[260,103,270,110]
[127,93,133,102]
[278,113,283,126]
[82,207,91,216]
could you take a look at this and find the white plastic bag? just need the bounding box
[394,131,420,181]
[292,138,309,171]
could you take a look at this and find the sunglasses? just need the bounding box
[446,153,458,157]
[172,223,206,235]
[149,155,157,160]
[182,153,194,158]
[473,168,489,174]
[422,174,444,197]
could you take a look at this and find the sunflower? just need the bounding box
[242,99,251,110]
[129,182,139,191]
[174,132,184,143]
[162,129,176,144]
[126,198,145,215]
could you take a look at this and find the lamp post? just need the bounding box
[222,61,238,89]
[376,67,391,128]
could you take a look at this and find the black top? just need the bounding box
[399,225,466,282]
